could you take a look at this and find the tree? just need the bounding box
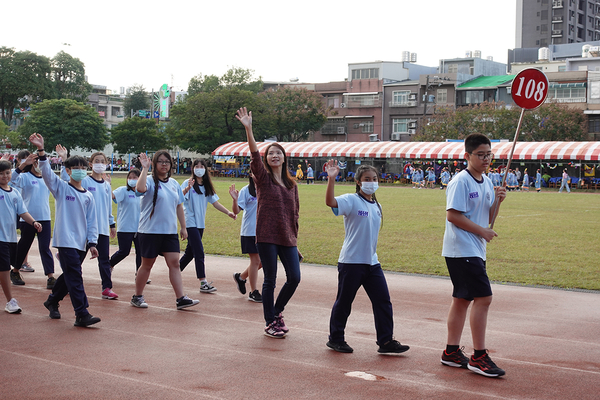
[19,99,109,152]
[51,51,92,100]
[110,117,168,153]
[0,119,26,150]
[416,101,588,142]
[0,47,52,124]
[123,84,150,117]
[258,87,328,142]
[188,73,220,96]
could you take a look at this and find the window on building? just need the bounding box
[541,10,548,19]
[362,121,374,133]
[447,64,458,73]
[111,106,121,116]
[392,118,408,133]
[392,90,410,105]
[326,96,340,108]
[547,86,586,100]
[97,105,107,118]
[437,89,448,103]
[351,68,379,80]
[590,81,600,99]
[347,94,380,106]
[589,116,600,132]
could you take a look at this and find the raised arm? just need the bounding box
[325,159,340,208]
[235,107,257,153]
[229,184,240,215]
[135,153,151,194]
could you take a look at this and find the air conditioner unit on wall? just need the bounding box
[391,132,401,141]
[369,134,378,142]
[408,93,417,100]
[337,127,345,134]
[408,121,417,129]
[340,103,347,108]
[408,129,416,134]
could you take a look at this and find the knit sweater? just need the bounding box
[250,150,299,247]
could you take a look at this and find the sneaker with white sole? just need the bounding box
[200,281,217,293]
[20,263,35,273]
[130,295,148,308]
[468,351,505,377]
[248,290,262,303]
[176,295,199,310]
[233,273,246,294]
[101,288,119,300]
[441,346,469,369]
[264,321,286,338]
[5,298,22,314]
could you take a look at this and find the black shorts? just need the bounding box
[138,233,180,258]
[240,236,258,254]
[0,241,17,272]
[445,257,492,301]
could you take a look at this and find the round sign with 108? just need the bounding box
[511,68,549,110]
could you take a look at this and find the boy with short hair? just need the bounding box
[30,133,101,327]
[440,133,507,378]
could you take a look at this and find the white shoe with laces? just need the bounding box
[5,298,22,314]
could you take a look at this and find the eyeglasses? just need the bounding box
[157,160,171,165]
[470,152,494,161]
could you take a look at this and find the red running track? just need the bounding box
[1,246,599,399]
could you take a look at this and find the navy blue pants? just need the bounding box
[48,247,90,318]
[16,221,54,275]
[109,232,141,271]
[179,228,205,279]
[86,234,112,290]
[329,263,394,346]
[257,243,301,325]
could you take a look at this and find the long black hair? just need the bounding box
[191,159,215,196]
[248,174,256,197]
[150,150,172,218]
[354,164,383,226]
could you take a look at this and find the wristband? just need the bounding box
[37,148,44,153]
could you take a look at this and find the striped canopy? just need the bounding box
[212,141,600,161]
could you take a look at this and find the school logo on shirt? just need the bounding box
[31,180,38,185]
[357,210,369,217]
[128,194,136,199]
[469,191,479,199]
[66,195,76,201]
[0,195,4,200]
[88,186,96,192]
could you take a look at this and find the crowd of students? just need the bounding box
[1,118,508,378]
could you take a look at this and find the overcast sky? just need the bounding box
[2,0,517,93]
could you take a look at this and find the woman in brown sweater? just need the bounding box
[236,107,300,338]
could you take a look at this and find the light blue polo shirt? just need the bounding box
[11,170,51,221]
[0,186,28,243]
[113,186,141,233]
[332,193,381,265]
[237,185,257,237]
[181,182,219,229]
[138,178,184,234]
[442,169,495,260]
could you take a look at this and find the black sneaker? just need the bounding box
[468,351,505,377]
[377,339,410,354]
[248,290,262,303]
[46,277,57,290]
[441,346,469,368]
[327,340,354,353]
[10,270,25,285]
[43,299,61,319]
[233,273,246,294]
[74,314,101,327]
[176,295,199,310]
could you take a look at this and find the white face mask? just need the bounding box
[360,182,379,195]
[92,163,107,173]
[128,179,138,188]
[21,159,27,165]
[194,167,206,178]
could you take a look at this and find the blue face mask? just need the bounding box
[70,169,87,182]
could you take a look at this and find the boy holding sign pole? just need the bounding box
[440,133,506,378]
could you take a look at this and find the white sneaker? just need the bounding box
[5,298,22,314]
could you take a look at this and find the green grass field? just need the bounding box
[50,175,600,291]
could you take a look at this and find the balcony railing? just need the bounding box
[389,101,417,107]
